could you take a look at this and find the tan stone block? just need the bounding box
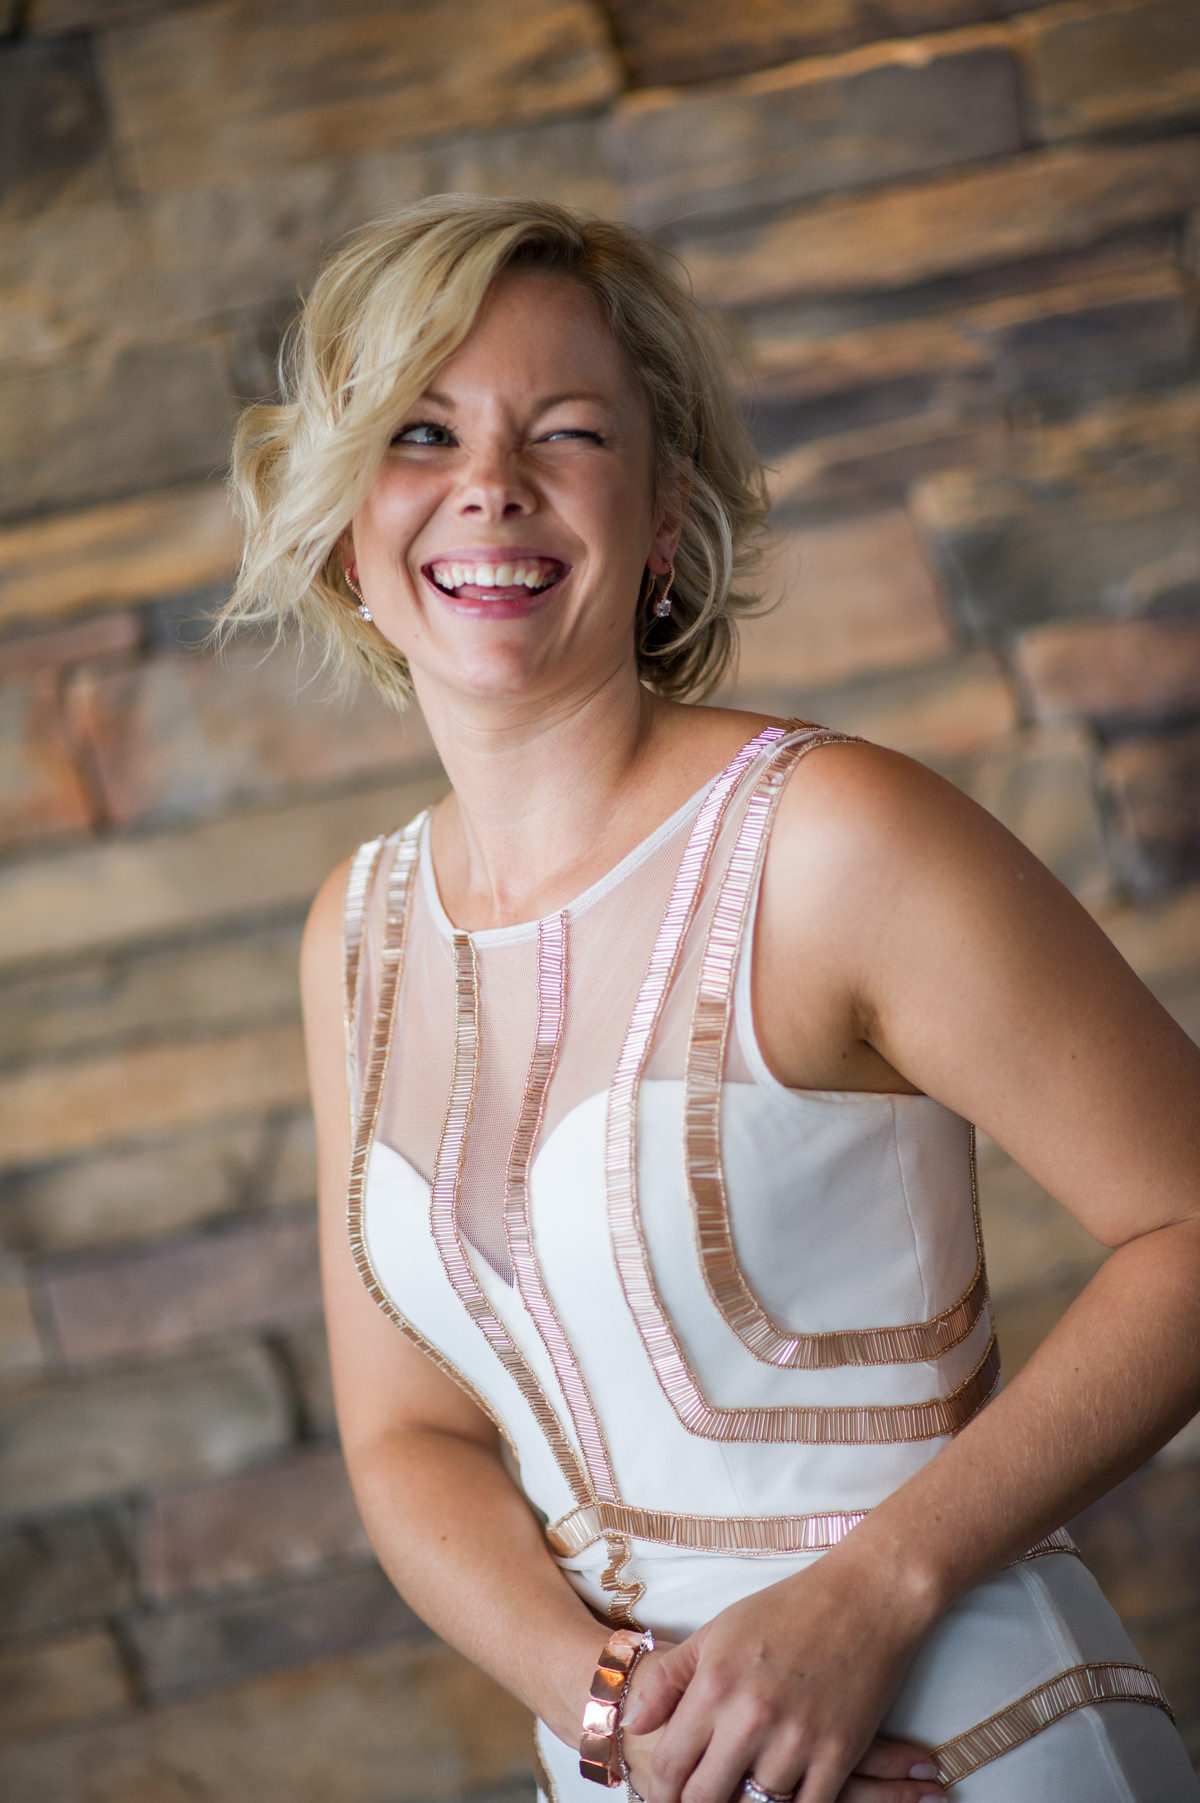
[0,1343,292,1519]
[740,651,1018,760]
[139,1444,368,1598]
[768,410,1010,521]
[975,1130,1109,1301]
[1069,1459,1200,1628]
[69,637,437,828]
[0,1511,134,1637]
[0,919,303,1068]
[0,1023,308,1169]
[990,1277,1084,1377]
[731,510,952,694]
[0,342,239,523]
[0,1639,533,1803]
[130,1564,428,1698]
[102,0,620,193]
[612,30,1022,229]
[0,1269,43,1375]
[0,36,113,222]
[0,670,94,849]
[0,612,140,674]
[0,1121,266,1256]
[265,1110,317,1211]
[954,722,1110,901]
[0,769,443,969]
[0,485,239,631]
[0,1628,129,1741]
[39,1211,320,1365]
[603,0,1060,86]
[675,138,1200,305]
[1020,0,1200,140]
[1015,615,1200,729]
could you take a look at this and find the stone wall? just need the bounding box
[1,1,1198,1795]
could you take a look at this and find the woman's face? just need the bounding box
[346,268,680,713]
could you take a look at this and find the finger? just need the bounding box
[645,1682,721,1803]
[624,1644,696,1737]
[835,1781,944,1803]
[850,1740,942,1784]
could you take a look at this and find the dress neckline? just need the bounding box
[419,768,720,947]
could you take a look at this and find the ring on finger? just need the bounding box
[741,1778,793,1803]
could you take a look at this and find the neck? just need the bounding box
[412,663,681,931]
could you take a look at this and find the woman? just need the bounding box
[223,195,1200,1801]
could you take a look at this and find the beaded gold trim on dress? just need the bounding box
[684,735,988,1369]
[928,1661,1175,1786]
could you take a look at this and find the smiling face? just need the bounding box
[345,268,681,715]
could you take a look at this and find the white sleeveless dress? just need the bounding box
[342,721,1197,1800]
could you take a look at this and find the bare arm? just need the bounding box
[630,742,1200,1803]
[302,859,609,1746]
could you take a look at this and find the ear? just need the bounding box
[337,528,358,582]
[647,462,692,576]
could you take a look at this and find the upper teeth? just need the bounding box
[430,558,560,591]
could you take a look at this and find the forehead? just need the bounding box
[432,268,643,408]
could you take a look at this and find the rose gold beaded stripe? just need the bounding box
[345,821,516,1449]
[685,735,987,1369]
[546,1500,869,1558]
[929,1662,1175,1787]
[609,723,1002,1441]
[1012,1527,1080,1564]
[505,913,619,1497]
[531,1724,559,1803]
[431,931,594,1509]
[342,833,386,1105]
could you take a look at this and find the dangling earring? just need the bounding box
[654,566,675,619]
[345,569,372,623]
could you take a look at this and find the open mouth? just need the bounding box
[422,555,568,604]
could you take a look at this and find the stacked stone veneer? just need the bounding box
[1,1,1199,1794]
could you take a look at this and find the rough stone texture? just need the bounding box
[0,341,239,524]
[39,1211,320,1366]
[0,919,304,1068]
[674,137,1200,306]
[101,0,620,193]
[0,1023,308,1169]
[1103,722,1200,895]
[1071,1459,1200,1629]
[0,671,95,849]
[0,1512,133,1639]
[913,388,1200,637]
[69,638,437,828]
[0,486,239,632]
[0,613,140,675]
[0,36,112,221]
[611,32,1023,229]
[1014,613,1200,731]
[0,1120,267,1257]
[1096,881,1200,991]
[139,1444,368,1598]
[1021,0,1200,141]
[129,1563,428,1698]
[0,1343,292,1520]
[975,1130,1109,1301]
[953,722,1110,902]
[740,651,1018,761]
[264,1110,318,1212]
[0,1627,130,1741]
[0,114,618,366]
[0,770,443,970]
[602,0,1059,86]
[738,264,1196,410]
[31,0,209,27]
[0,1639,534,1803]
[0,1268,44,1374]
[733,511,953,692]
[768,407,1009,521]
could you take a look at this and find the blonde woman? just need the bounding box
[223,196,1200,1801]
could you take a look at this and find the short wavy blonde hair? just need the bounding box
[220,193,772,707]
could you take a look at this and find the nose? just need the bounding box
[454,437,535,521]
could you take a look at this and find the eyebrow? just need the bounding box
[418,388,619,413]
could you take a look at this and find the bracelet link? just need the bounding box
[578,1627,655,1787]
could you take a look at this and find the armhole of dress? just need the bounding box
[342,834,387,1115]
[731,726,861,1103]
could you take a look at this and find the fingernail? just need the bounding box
[908,1764,938,1782]
[623,1703,644,1732]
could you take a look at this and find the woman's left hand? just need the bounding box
[620,1548,943,1803]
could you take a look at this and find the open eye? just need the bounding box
[391,421,455,447]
